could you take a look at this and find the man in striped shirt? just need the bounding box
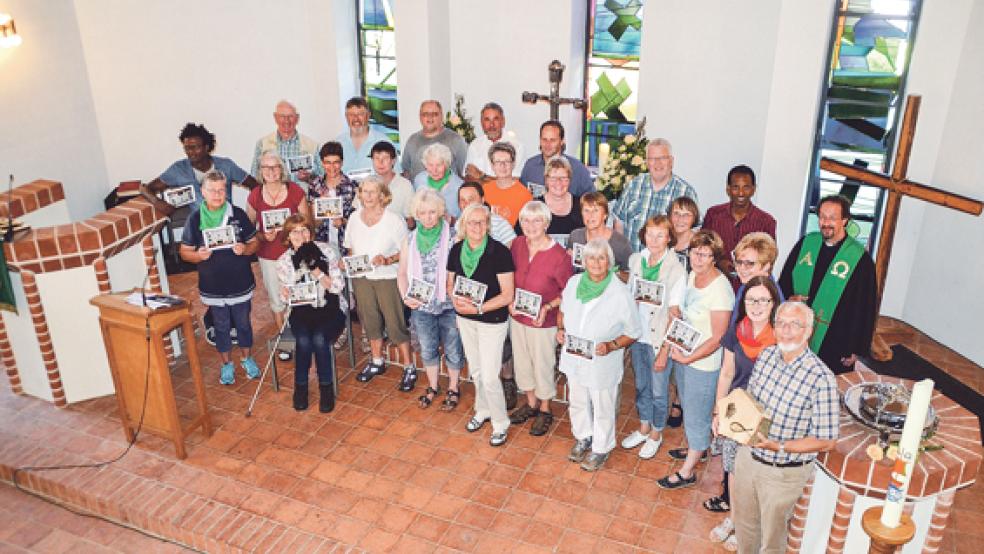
[611,138,697,252]
[701,164,776,278]
[730,301,839,553]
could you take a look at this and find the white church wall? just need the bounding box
[899,0,984,365]
[876,0,973,320]
[0,0,110,220]
[393,0,453,146]
[636,1,787,210]
[72,0,352,202]
[444,0,588,160]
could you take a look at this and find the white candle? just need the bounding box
[880,378,934,527]
[598,143,610,172]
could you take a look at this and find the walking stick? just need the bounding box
[245,307,292,417]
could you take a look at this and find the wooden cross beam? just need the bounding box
[819,94,983,360]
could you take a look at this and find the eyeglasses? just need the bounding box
[260,165,281,171]
[690,251,714,260]
[775,319,807,330]
[733,259,758,269]
[744,297,773,307]
[491,159,513,166]
[546,176,570,182]
[647,156,671,163]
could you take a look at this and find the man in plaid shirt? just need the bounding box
[730,301,839,553]
[611,138,697,252]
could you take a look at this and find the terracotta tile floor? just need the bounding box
[0,268,981,553]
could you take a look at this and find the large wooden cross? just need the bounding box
[819,94,983,361]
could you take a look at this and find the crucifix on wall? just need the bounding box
[521,60,587,121]
[819,94,983,361]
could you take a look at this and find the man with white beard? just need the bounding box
[729,301,839,554]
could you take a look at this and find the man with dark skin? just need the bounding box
[701,165,776,277]
[146,123,258,202]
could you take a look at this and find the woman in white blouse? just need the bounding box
[557,238,641,472]
[275,215,346,412]
[621,215,687,460]
[342,176,415,389]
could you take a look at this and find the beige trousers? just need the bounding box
[457,317,510,433]
[509,319,558,401]
[732,446,814,554]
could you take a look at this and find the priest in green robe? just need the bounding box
[778,195,877,374]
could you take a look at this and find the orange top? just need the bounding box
[481,179,532,226]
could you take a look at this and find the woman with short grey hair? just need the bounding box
[557,238,641,471]
[414,143,463,219]
[507,201,573,437]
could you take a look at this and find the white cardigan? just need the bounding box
[558,275,642,390]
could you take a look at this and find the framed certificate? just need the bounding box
[286,154,314,173]
[405,277,436,304]
[452,275,487,307]
[564,333,595,360]
[514,288,542,319]
[313,197,344,220]
[664,317,703,356]
[261,208,290,232]
[343,254,374,278]
[287,281,318,306]
[572,242,585,269]
[632,278,665,307]
[202,225,236,250]
[162,185,196,208]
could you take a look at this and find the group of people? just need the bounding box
[148,95,878,553]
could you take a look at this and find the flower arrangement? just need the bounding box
[444,94,476,143]
[596,118,649,201]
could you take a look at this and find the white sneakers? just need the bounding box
[710,517,738,551]
[621,430,663,459]
[638,437,663,459]
[620,430,648,449]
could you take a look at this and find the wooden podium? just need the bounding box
[90,291,212,458]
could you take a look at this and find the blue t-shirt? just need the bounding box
[335,127,394,174]
[159,156,249,210]
[181,205,257,301]
[519,154,595,198]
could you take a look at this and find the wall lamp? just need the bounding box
[0,13,22,48]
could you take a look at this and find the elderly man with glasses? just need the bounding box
[731,300,839,554]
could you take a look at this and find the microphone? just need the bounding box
[141,247,159,308]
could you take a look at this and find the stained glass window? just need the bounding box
[803,0,922,246]
[358,0,399,146]
[582,0,645,166]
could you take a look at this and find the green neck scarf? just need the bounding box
[415,222,443,254]
[576,269,614,303]
[199,202,228,230]
[641,252,664,281]
[427,170,451,191]
[459,235,487,278]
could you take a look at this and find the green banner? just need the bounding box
[0,241,17,313]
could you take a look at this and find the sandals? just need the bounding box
[703,495,731,513]
[418,386,441,409]
[657,471,697,490]
[668,447,709,462]
[441,390,460,412]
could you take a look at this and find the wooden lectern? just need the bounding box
[89,291,212,459]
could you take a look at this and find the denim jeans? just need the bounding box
[673,362,720,452]
[410,308,464,370]
[291,310,344,385]
[211,300,253,353]
[631,343,676,431]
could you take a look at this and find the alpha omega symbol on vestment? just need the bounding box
[830,261,850,279]
[798,252,813,266]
